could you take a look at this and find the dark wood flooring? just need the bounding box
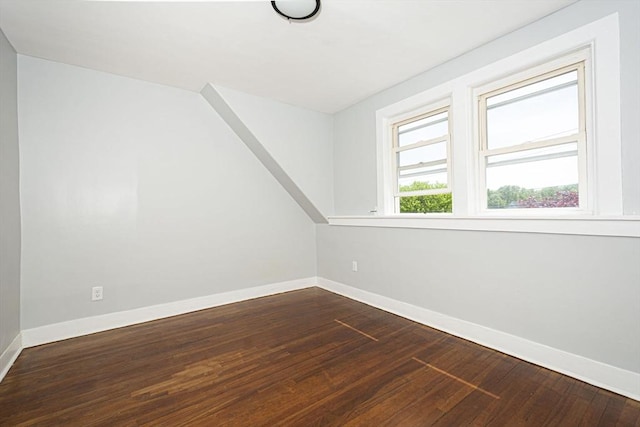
[1,287,638,426]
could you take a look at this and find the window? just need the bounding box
[391,105,451,213]
[478,62,586,212]
[370,13,624,235]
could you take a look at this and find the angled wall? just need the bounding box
[18,56,317,329]
[201,85,327,223]
[215,85,334,218]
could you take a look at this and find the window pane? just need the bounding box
[398,111,448,147]
[486,145,579,209]
[393,107,450,214]
[397,141,446,167]
[399,172,448,192]
[399,194,452,213]
[486,70,579,149]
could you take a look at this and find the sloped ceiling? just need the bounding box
[0,0,575,113]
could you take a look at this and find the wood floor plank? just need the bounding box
[600,394,629,426]
[617,399,640,426]
[1,287,638,426]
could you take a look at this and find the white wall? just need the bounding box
[0,29,21,357]
[216,86,334,217]
[18,56,317,329]
[319,0,640,387]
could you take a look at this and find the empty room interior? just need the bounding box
[0,0,639,425]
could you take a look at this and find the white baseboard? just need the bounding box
[21,277,315,349]
[11,276,640,400]
[317,277,640,401]
[0,333,22,383]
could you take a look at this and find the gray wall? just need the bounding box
[317,225,640,373]
[321,0,640,375]
[18,56,317,329]
[333,0,640,215]
[0,29,21,354]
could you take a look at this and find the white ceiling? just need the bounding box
[0,0,575,113]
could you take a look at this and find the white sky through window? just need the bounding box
[485,70,579,190]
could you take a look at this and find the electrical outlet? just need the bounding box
[352,261,358,272]
[92,286,103,301]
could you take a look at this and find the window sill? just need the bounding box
[327,215,640,237]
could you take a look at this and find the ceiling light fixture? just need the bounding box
[271,0,321,22]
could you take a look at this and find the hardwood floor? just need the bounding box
[1,287,638,426]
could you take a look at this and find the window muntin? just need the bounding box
[479,63,586,211]
[392,107,451,213]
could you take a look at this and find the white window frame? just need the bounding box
[389,100,452,214]
[475,55,589,215]
[353,13,637,236]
